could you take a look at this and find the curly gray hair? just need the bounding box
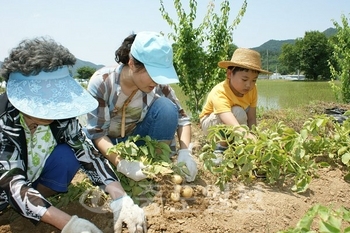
[0,37,76,81]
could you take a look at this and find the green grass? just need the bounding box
[171,80,340,115]
[256,80,338,110]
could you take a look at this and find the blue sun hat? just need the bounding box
[6,66,98,120]
[130,31,179,84]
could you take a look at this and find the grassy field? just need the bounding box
[171,79,339,114]
[256,79,338,110]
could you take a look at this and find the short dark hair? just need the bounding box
[228,66,259,75]
[114,33,145,72]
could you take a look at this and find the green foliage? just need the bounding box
[199,115,350,193]
[300,31,332,80]
[279,39,302,74]
[278,204,350,233]
[107,135,188,203]
[159,0,247,120]
[48,178,104,208]
[75,66,96,80]
[279,31,332,80]
[329,14,350,103]
[257,28,337,75]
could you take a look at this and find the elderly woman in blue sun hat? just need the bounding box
[84,31,198,183]
[0,37,146,233]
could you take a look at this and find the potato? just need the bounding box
[174,184,182,193]
[170,192,181,202]
[181,185,194,198]
[171,174,183,184]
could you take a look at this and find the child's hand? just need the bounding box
[246,132,257,142]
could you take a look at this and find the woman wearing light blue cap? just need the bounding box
[0,37,146,233]
[85,31,197,183]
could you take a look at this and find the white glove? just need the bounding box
[62,215,102,233]
[116,159,147,181]
[177,149,198,182]
[110,195,147,233]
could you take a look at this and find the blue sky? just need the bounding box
[1,0,349,66]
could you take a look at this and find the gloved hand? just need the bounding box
[110,195,147,233]
[177,149,198,182]
[62,215,102,233]
[116,159,147,181]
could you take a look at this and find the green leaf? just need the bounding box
[261,153,272,164]
[318,162,330,168]
[140,146,148,156]
[344,172,350,182]
[341,206,350,221]
[241,162,253,174]
[318,220,341,233]
[338,146,348,156]
[295,205,319,230]
[341,153,350,165]
[227,161,235,168]
[132,186,144,196]
[237,154,247,165]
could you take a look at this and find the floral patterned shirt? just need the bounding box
[20,113,56,182]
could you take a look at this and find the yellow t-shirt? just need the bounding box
[199,78,257,119]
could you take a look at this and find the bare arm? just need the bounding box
[41,206,71,230]
[93,136,120,166]
[41,181,125,230]
[247,107,257,129]
[218,112,242,127]
[177,124,192,149]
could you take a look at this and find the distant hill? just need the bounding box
[252,27,338,73]
[252,39,295,54]
[323,27,337,38]
[253,27,337,54]
[71,59,104,77]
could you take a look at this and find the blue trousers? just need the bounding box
[111,97,178,144]
[32,143,80,193]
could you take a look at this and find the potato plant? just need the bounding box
[277,204,350,233]
[199,114,350,193]
[107,135,188,203]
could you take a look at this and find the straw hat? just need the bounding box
[218,48,271,74]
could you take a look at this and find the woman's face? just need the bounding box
[228,69,258,97]
[23,114,54,127]
[129,60,157,93]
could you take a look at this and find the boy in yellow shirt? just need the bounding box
[200,48,271,164]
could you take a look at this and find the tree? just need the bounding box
[75,66,96,81]
[227,43,238,60]
[278,44,299,73]
[278,31,332,80]
[159,0,247,120]
[278,40,301,74]
[329,14,350,103]
[299,31,332,80]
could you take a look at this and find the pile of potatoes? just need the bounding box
[170,174,194,202]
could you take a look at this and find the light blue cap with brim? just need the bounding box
[130,31,179,85]
[6,66,98,120]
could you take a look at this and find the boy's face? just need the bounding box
[228,69,258,97]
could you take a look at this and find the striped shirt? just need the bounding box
[85,64,190,140]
